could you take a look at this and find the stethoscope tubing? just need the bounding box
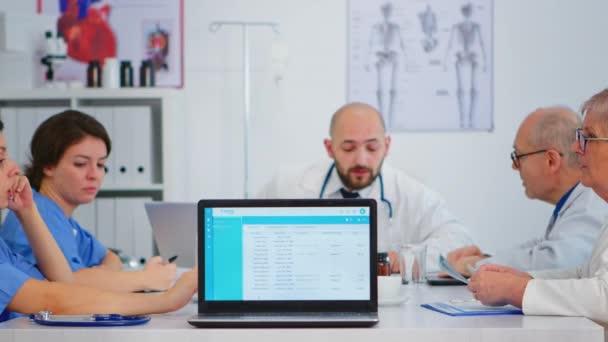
[319,163,393,218]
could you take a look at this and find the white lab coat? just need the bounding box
[478,183,607,271]
[523,219,608,327]
[258,161,473,272]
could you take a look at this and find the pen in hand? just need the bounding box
[168,255,178,264]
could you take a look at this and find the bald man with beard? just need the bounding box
[258,102,472,273]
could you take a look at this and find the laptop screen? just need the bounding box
[205,205,370,301]
[198,199,377,311]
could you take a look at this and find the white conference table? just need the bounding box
[0,284,603,342]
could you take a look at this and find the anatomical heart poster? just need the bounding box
[38,0,183,87]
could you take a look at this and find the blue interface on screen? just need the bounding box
[204,206,371,301]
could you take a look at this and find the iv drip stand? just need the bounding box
[209,21,280,198]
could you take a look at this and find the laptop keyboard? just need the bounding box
[200,312,375,321]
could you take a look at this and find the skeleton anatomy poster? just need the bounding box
[348,0,493,132]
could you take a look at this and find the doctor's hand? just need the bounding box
[447,245,483,263]
[475,264,532,279]
[467,264,531,308]
[440,245,484,277]
[142,256,177,291]
[451,255,486,277]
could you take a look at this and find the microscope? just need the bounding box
[40,30,67,86]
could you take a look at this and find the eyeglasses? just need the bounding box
[510,149,547,169]
[575,128,608,153]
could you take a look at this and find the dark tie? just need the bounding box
[340,188,360,199]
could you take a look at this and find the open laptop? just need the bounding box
[188,198,379,328]
[145,202,197,268]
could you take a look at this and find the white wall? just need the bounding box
[0,3,34,13]
[182,0,608,252]
[3,1,608,252]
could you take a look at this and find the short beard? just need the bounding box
[335,160,383,191]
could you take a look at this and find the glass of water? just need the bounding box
[399,244,427,284]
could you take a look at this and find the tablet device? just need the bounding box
[426,273,466,286]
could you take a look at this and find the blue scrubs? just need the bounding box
[0,237,44,322]
[0,190,107,271]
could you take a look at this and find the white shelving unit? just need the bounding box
[0,88,186,262]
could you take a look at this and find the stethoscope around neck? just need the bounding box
[319,163,393,219]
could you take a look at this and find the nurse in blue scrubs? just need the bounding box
[0,110,176,293]
[1,110,116,270]
[0,119,197,322]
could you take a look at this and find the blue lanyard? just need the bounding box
[552,182,578,222]
[319,163,393,218]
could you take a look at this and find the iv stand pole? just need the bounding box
[209,21,280,199]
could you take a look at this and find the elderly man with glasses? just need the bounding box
[447,106,607,277]
[467,88,608,325]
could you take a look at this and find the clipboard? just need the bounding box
[421,302,523,316]
[29,311,151,327]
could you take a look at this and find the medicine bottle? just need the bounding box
[87,60,102,87]
[377,252,390,276]
[139,60,155,87]
[120,60,134,87]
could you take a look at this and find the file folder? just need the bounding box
[133,197,154,261]
[115,198,135,258]
[112,106,132,185]
[112,106,153,185]
[72,201,96,236]
[95,198,116,249]
[130,106,152,185]
[114,197,154,261]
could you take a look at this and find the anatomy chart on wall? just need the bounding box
[38,0,183,87]
[348,0,493,132]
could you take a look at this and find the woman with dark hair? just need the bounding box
[0,110,176,292]
[0,119,197,322]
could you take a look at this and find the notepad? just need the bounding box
[421,301,523,316]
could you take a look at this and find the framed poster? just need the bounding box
[348,0,493,132]
[38,0,183,87]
